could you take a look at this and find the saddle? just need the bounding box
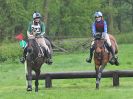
[94,33,109,53]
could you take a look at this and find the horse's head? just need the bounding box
[26,39,39,61]
[27,39,35,53]
[94,37,105,59]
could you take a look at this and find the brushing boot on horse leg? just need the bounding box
[86,45,95,63]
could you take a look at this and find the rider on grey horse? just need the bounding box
[20,12,52,65]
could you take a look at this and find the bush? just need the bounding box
[1,32,133,63]
[0,42,22,63]
[114,32,133,44]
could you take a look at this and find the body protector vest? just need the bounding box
[31,23,41,34]
[95,20,104,33]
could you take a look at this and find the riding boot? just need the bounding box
[45,50,53,65]
[107,46,117,64]
[86,47,95,63]
[20,48,27,64]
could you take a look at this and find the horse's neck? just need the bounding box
[95,39,104,47]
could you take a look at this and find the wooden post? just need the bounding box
[45,74,52,88]
[113,71,119,86]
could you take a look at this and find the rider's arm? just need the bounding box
[27,22,32,33]
[92,22,96,37]
[27,31,31,38]
[41,22,45,36]
[27,22,34,38]
[104,21,107,33]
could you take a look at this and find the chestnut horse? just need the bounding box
[94,33,119,89]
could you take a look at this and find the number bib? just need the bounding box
[31,24,41,34]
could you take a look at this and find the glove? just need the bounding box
[28,35,35,39]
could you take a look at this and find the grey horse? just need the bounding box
[26,37,53,92]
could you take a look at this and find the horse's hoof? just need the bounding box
[27,87,32,91]
[96,81,99,89]
[96,84,99,89]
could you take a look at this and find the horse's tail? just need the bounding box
[109,34,118,54]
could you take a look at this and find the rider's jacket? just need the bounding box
[92,20,107,37]
[27,21,45,36]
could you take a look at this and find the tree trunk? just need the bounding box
[108,0,114,34]
[117,0,122,33]
[132,2,133,26]
[44,0,49,35]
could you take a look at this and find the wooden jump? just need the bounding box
[26,70,133,88]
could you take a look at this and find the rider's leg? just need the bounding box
[20,47,27,64]
[103,33,117,61]
[36,38,53,64]
[86,40,95,63]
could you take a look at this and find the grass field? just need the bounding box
[0,44,133,99]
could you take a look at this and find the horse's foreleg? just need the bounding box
[35,70,40,92]
[27,66,32,91]
[95,65,100,89]
[98,64,106,79]
[96,64,106,89]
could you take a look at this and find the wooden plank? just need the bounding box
[113,71,119,86]
[26,70,133,88]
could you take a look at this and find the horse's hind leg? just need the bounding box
[27,66,32,91]
[35,70,40,92]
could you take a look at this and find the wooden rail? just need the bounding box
[26,70,133,88]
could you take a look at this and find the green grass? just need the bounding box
[0,44,133,99]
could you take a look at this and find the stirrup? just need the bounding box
[109,56,117,65]
[46,58,53,65]
[20,57,25,64]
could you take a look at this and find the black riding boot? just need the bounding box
[20,48,27,64]
[86,47,95,63]
[107,46,117,64]
[45,50,53,65]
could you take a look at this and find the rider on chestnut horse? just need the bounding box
[86,11,119,65]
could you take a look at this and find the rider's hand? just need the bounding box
[28,34,35,39]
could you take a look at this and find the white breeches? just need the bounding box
[91,33,112,47]
[36,38,50,53]
[102,33,111,46]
